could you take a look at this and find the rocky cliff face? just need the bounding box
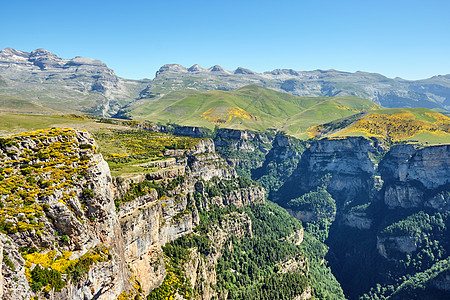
[278,137,449,211]
[160,127,449,299]
[380,144,450,208]
[212,128,275,177]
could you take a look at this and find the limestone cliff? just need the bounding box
[380,144,450,208]
[0,128,266,299]
[0,128,129,299]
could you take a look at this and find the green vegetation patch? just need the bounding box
[287,188,336,218]
[380,211,447,238]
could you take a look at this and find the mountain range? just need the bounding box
[1,48,450,119]
[1,48,450,300]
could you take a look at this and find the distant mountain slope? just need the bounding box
[0,48,148,116]
[143,63,450,111]
[131,85,381,138]
[1,48,449,119]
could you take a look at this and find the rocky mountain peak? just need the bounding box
[234,67,255,75]
[28,48,63,69]
[0,47,30,59]
[266,69,300,76]
[65,56,107,67]
[155,64,188,77]
[209,65,229,73]
[29,48,55,56]
[188,64,205,72]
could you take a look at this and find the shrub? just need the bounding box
[82,189,94,198]
[30,264,65,292]
[3,251,15,271]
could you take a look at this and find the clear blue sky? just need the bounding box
[1,0,449,80]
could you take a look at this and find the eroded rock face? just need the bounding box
[286,209,317,223]
[187,153,236,181]
[425,192,450,211]
[377,236,418,259]
[173,126,211,138]
[119,193,166,294]
[213,128,275,174]
[384,184,423,209]
[380,144,450,188]
[210,186,265,207]
[279,137,448,213]
[342,211,372,230]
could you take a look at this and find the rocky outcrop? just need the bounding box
[180,211,253,300]
[119,192,192,294]
[384,184,423,208]
[163,139,215,157]
[277,136,449,212]
[293,286,312,300]
[213,128,275,173]
[113,134,264,296]
[425,192,450,211]
[215,128,273,147]
[187,153,236,181]
[286,209,317,223]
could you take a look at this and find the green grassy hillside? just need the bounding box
[130,85,380,138]
[0,94,57,114]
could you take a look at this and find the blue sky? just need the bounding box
[1,0,449,80]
